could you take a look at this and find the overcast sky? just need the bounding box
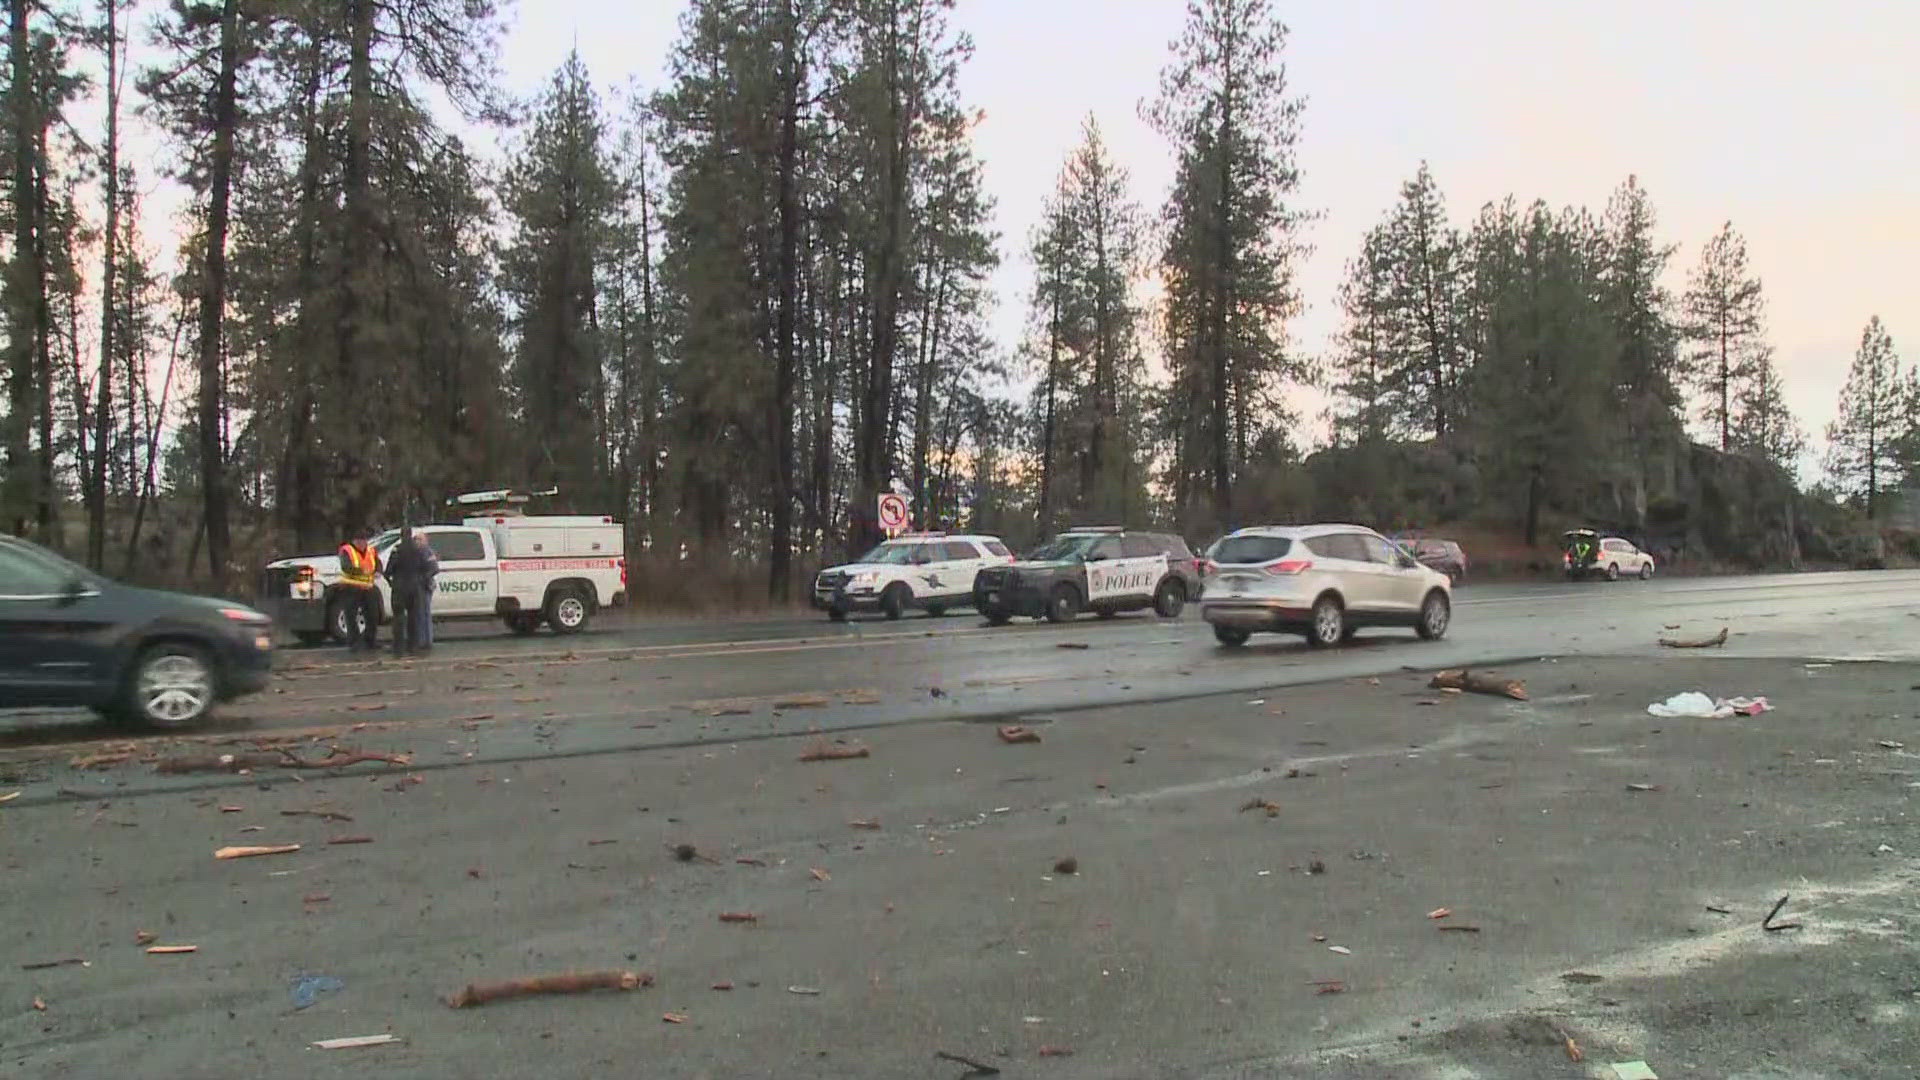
[222,1,1906,465]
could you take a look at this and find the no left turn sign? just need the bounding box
[877,493,909,535]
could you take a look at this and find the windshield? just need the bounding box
[1024,534,1104,561]
[3,536,95,583]
[370,529,402,552]
[852,542,925,565]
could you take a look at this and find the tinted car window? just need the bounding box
[431,530,487,562]
[1160,535,1194,559]
[1120,535,1160,558]
[984,540,1011,557]
[0,543,70,595]
[941,542,978,561]
[1358,535,1400,564]
[1086,538,1122,561]
[1211,535,1293,564]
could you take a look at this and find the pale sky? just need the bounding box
[500,0,1915,464]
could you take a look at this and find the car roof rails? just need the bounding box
[1065,525,1125,533]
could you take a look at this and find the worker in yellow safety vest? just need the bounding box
[336,531,381,651]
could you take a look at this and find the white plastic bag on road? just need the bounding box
[1645,692,1773,718]
[1648,692,1731,718]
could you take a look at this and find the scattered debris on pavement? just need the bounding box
[1053,856,1078,875]
[1437,924,1481,933]
[312,1034,399,1050]
[997,725,1042,744]
[32,996,46,1010]
[281,808,352,822]
[799,740,870,761]
[145,945,197,954]
[1426,907,1451,919]
[934,1049,1001,1075]
[157,747,411,774]
[1239,797,1280,817]
[809,867,831,882]
[848,819,882,830]
[773,693,830,709]
[21,957,87,970]
[1762,894,1802,932]
[0,789,19,803]
[710,981,734,991]
[786,985,821,995]
[1877,740,1905,749]
[1427,669,1528,700]
[1554,1025,1583,1062]
[1658,627,1728,649]
[1625,783,1661,792]
[1037,1045,1074,1057]
[133,930,156,946]
[1307,859,1326,875]
[1309,979,1346,994]
[1055,642,1089,650]
[1561,972,1604,983]
[718,911,759,924]
[1609,1062,1659,1080]
[1328,945,1351,955]
[214,844,301,860]
[326,835,373,845]
[662,1012,688,1023]
[670,843,719,864]
[448,970,650,1008]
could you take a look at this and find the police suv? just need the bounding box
[258,490,627,644]
[813,533,1014,621]
[972,526,1200,624]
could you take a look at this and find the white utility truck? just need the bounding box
[257,489,627,644]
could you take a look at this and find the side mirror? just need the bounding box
[58,577,89,606]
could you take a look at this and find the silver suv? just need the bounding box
[1198,524,1453,648]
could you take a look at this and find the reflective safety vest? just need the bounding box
[338,543,377,589]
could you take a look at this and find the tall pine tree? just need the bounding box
[1681,221,1767,452]
[1824,316,1906,516]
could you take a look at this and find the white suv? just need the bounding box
[1198,524,1453,648]
[813,533,1015,621]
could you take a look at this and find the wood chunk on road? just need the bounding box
[1658,626,1729,649]
[799,741,870,761]
[1428,669,1528,700]
[145,945,197,954]
[214,844,301,859]
[997,725,1042,744]
[312,1034,399,1049]
[447,970,650,1008]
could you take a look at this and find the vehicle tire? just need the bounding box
[294,630,329,648]
[121,642,217,728]
[981,604,1012,626]
[546,589,591,635]
[1305,594,1344,649]
[827,606,849,623]
[1605,563,1620,582]
[326,593,357,645]
[880,584,909,621]
[1213,625,1251,648]
[1153,579,1187,619]
[1639,562,1653,580]
[1416,590,1451,641]
[505,612,541,635]
[1044,584,1080,624]
[925,604,946,618]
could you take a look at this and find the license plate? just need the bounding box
[1230,580,1248,595]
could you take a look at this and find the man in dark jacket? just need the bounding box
[384,526,427,656]
[411,531,439,653]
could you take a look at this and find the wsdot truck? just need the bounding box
[258,498,626,644]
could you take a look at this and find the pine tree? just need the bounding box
[1732,347,1804,474]
[501,50,615,509]
[1326,224,1395,444]
[1824,316,1905,516]
[1681,221,1767,451]
[1600,176,1683,443]
[1465,201,1618,544]
[1148,0,1310,527]
[1377,162,1466,441]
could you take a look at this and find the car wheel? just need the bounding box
[1153,579,1186,618]
[1044,584,1079,623]
[505,612,542,635]
[546,589,591,634]
[925,604,946,618]
[1605,563,1620,582]
[880,584,909,621]
[1416,590,1451,640]
[123,642,216,728]
[827,606,849,623]
[326,594,356,644]
[1213,625,1251,648]
[1306,594,1344,649]
[1639,562,1653,580]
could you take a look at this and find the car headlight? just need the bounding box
[290,579,316,600]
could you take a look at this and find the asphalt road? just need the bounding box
[3,569,1919,1078]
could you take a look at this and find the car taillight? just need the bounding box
[1198,559,1216,576]
[1264,559,1312,576]
[617,556,627,588]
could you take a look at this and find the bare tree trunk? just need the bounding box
[855,0,915,552]
[2,0,31,536]
[196,0,241,585]
[334,0,375,533]
[768,0,802,599]
[87,0,120,566]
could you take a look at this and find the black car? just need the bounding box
[973,527,1200,624]
[0,534,275,727]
